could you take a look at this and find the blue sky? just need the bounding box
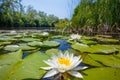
[22,0,80,19]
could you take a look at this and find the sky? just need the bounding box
[22,0,80,19]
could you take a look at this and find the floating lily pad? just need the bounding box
[0,36,17,41]
[88,54,120,67]
[0,41,12,46]
[41,41,60,48]
[0,46,3,50]
[111,45,120,49]
[4,45,20,51]
[20,38,40,42]
[28,41,43,47]
[13,35,23,38]
[83,67,120,80]
[19,44,37,51]
[72,43,118,54]
[81,36,92,40]
[0,50,22,80]
[67,40,76,44]
[45,48,59,56]
[8,52,49,80]
[82,40,97,45]
[52,35,64,39]
[72,43,91,53]
[83,54,103,67]
[93,36,119,43]
[95,35,112,38]
[90,44,118,54]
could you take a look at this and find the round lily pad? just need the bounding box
[20,38,40,42]
[28,41,43,47]
[72,43,91,53]
[19,44,37,51]
[4,45,20,51]
[40,41,60,48]
[82,40,97,45]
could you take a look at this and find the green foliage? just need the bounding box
[0,0,59,28]
[55,19,71,28]
[71,0,120,30]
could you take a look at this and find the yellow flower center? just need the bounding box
[58,57,71,66]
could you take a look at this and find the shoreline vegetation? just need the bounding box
[0,0,120,35]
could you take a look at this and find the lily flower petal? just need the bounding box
[43,69,59,78]
[40,67,53,70]
[73,66,88,70]
[68,71,83,78]
[43,60,56,67]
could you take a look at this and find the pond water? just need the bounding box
[0,30,120,80]
[54,39,71,51]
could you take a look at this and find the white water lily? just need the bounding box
[70,34,81,40]
[41,51,87,78]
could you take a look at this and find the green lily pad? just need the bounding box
[93,36,119,43]
[0,50,22,80]
[20,38,40,42]
[90,44,118,54]
[72,43,118,54]
[0,41,12,46]
[72,43,91,53]
[0,36,17,40]
[111,45,120,49]
[8,52,50,80]
[83,54,103,67]
[82,40,97,45]
[41,41,60,48]
[13,35,23,38]
[88,54,120,68]
[19,44,37,51]
[52,35,63,39]
[83,67,120,80]
[45,48,59,56]
[0,46,3,50]
[81,36,92,40]
[28,41,43,47]
[4,45,20,51]
[95,35,112,38]
[67,40,76,44]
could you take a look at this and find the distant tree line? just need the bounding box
[71,0,120,33]
[0,0,59,29]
